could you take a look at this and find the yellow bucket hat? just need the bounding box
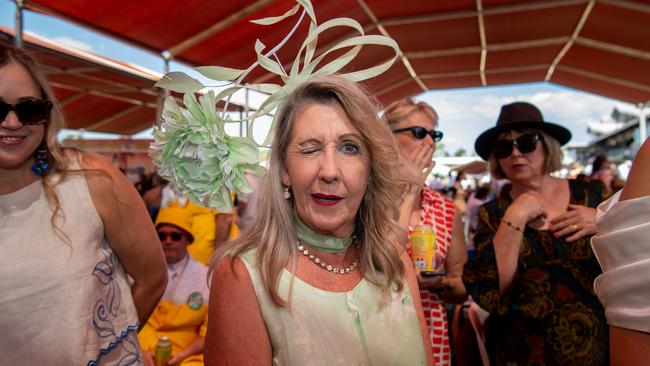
[155,207,194,242]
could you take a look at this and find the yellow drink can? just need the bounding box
[410,225,437,272]
[155,336,173,366]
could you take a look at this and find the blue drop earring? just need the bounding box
[31,144,50,177]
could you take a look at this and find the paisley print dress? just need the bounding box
[463,180,608,365]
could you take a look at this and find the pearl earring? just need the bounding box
[283,186,291,199]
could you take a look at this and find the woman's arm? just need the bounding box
[493,192,546,293]
[205,257,272,365]
[82,152,168,327]
[168,335,204,366]
[621,138,650,201]
[610,326,650,366]
[439,209,468,303]
[396,144,434,231]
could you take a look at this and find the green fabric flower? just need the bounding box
[151,0,400,211]
[150,91,265,211]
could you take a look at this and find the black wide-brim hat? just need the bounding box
[474,101,572,160]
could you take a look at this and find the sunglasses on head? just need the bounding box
[158,232,184,242]
[391,126,443,142]
[492,133,542,159]
[0,99,52,125]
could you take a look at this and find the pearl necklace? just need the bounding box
[297,242,358,274]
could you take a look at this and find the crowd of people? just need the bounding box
[2,37,649,366]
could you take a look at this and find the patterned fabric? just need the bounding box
[407,187,455,366]
[463,180,608,365]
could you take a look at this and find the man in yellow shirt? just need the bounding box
[166,199,239,266]
[139,207,209,366]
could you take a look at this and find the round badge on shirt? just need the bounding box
[187,292,204,310]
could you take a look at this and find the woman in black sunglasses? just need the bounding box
[384,98,468,365]
[463,102,608,365]
[0,45,167,364]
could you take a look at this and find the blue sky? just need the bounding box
[1,0,638,155]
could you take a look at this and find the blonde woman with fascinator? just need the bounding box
[206,76,432,365]
[0,44,167,364]
[384,98,468,366]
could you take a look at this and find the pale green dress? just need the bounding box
[240,250,427,366]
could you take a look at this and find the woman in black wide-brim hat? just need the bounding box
[462,101,609,365]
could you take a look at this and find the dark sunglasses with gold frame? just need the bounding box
[0,99,53,125]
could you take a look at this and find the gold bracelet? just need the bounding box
[501,219,524,233]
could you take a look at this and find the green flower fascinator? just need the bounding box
[151,0,400,211]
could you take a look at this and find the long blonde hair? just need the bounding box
[383,97,439,128]
[2,44,70,233]
[211,76,406,306]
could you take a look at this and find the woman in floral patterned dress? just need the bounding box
[463,102,608,365]
[385,98,468,366]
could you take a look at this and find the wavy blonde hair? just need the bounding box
[211,76,406,306]
[383,97,439,128]
[2,44,70,235]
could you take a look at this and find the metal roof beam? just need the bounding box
[376,78,412,97]
[545,0,595,81]
[86,105,143,131]
[59,90,87,106]
[476,0,487,86]
[599,0,650,14]
[45,65,158,96]
[356,0,427,91]
[557,64,650,93]
[380,0,587,27]
[49,81,157,108]
[406,37,569,59]
[46,66,97,75]
[575,37,650,61]
[167,0,275,56]
[405,34,650,62]
[419,64,548,79]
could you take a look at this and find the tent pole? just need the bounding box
[639,102,648,143]
[161,51,172,99]
[239,106,244,137]
[14,0,24,48]
[244,86,250,138]
[156,51,172,124]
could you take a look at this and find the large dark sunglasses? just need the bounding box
[391,126,443,142]
[492,133,542,159]
[0,99,53,125]
[158,232,184,242]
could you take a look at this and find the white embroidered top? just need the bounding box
[0,170,140,365]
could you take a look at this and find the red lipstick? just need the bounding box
[311,193,343,206]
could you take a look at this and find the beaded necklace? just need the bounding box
[294,212,358,274]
